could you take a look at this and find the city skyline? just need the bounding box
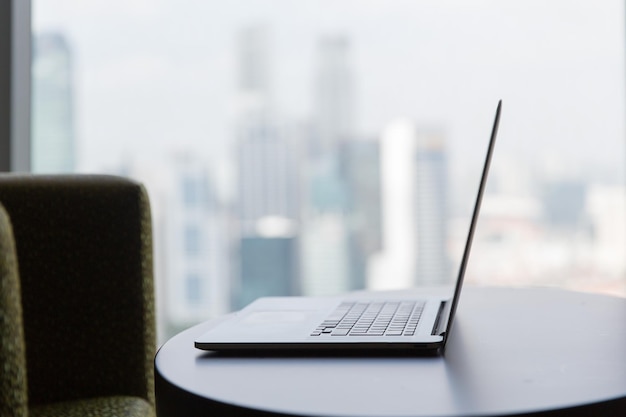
[30,2,626,338]
[33,1,625,185]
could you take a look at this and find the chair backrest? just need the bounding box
[0,204,28,417]
[0,175,155,407]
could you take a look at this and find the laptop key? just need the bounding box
[312,300,425,338]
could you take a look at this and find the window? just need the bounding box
[1,0,30,171]
[26,1,626,342]
[184,224,202,257]
[185,273,203,306]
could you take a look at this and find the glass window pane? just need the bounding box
[32,1,626,343]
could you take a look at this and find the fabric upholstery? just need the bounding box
[0,174,155,416]
[0,205,28,417]
[30,396,152,417]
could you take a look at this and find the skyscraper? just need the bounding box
[371,119,418,289]
[32,32,75,173]
[162,155,231,336]
[236,26,299,228]
[238,26,272,114]
[371,121,449,288]
[340,138,382,289]
[312,36,354,157]
[415,128,450,285]
[235,26,301,306]
[301,35,359,295]
[108,155,232,341]
[237,121,299,231]
[301,213,350,295]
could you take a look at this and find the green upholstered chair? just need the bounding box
[0,204,28,417]
[0,175,156,417]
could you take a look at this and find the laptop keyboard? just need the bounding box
[310,301,425,337]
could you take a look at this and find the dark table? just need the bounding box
[155,287,626,416]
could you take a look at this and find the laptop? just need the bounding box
[195,100,502,353]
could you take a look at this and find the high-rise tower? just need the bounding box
[236,26,299,229]
[371,121,449,288]
[415,128,450,285]
[301,35,358,295]
[312,36,354,157]
[32,32,75,173]
[234,26,300,307]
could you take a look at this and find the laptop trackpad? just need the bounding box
[213,309,319,338]
[242,311,312,324]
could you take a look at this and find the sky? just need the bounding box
[33,0,625,193]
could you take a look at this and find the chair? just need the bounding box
[0,174,156,417]
[0,204,28,417]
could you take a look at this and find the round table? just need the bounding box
[155,287,626,416]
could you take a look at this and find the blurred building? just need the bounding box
[109,155,232,341]
[543,180,587,232]
[32,32,75,173]
[237,234,298,309]
[301,35,370,295]
[177,160,229,313]
[370,119,418,289]
[312,36,354,157]
[301,213,350,295]
[340,138,382,289]
[586,184,626,277]
[161,156,231,337]
[300,153,352,295]
[235,26,301,306]
[415,128,450,285]
[237,121,300,231]
[371,121,449,288]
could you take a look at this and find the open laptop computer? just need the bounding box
[195,100,502,353]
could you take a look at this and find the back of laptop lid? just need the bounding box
[441,100,502,345]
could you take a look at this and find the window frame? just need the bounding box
[0,0,31,172]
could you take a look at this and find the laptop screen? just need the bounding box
[443,100,502,343]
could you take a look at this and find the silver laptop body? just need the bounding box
[195,100,502,353]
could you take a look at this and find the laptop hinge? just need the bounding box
[431,301,450,337]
